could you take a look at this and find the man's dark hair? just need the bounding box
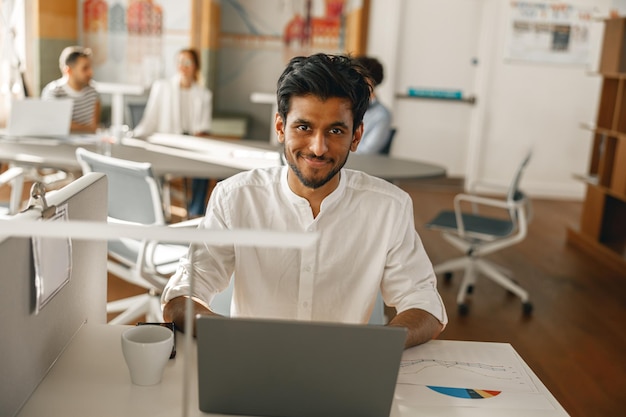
[59,46,92,71]
[276,53,371,132]
[65,51,90,67]
[354,56,384,87]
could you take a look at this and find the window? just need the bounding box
[0,0,27,126]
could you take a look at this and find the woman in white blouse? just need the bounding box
[134,48,212,138]
[134,48,213,217]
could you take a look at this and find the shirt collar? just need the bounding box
[280,166,348,211]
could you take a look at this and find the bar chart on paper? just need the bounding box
[395,340,559,411]
[398,356,531,393]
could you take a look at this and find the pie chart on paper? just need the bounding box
[427,386,502,399]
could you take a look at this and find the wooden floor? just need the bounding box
[398,179,626,417]
[4,172,625,416]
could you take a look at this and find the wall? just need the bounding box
[15,0,612,199]
[0,173,108,417]
[367,0,611,199]
[214,0,369,140]
[35,0,78,93]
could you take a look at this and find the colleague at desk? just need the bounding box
[41,46,100,133]
[162,53,447,348]
[353,56,392,155]
[133,48,213,218]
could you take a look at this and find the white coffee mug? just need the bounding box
[121,325,174,386]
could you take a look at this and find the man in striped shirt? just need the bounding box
[42,46,100,133]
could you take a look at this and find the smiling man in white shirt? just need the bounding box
[162,53,447,348]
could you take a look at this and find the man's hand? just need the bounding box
[163,296,215,336]
[387,308,443,349]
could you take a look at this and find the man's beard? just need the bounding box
[284,150,350,189]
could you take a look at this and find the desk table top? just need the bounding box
[0,135,445,182]
[17,324,568,417]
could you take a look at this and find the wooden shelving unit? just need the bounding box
[567,18,626,272]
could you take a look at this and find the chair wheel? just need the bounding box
[466,285,474,294]
[443,272,453,283]
[458,303,469,316]
[522,302,533,316]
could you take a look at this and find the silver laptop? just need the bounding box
[196,316,407,417]
[5,98,73,137]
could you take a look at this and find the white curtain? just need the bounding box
[0,0,25,127]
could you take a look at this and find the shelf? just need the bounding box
[581,182,626,204]
[586,69,626,79]
[579,123,626,141]
[573,172,598,185]
[595,72,626,79]
[591,127,623,136]
[395,94,476,104]
[568,17,626,272]
[597,78,621,130]
[599,18,626,73]
[567,228,626,273]
[602,238,626,258]
[579,121,596,131]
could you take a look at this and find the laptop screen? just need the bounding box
[6,99,73,137]
[196,316,407,417]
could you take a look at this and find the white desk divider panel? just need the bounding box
[0,176,320,417]
[0,173,108,417]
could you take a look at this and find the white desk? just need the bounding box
[18,325,568,417]
[0,137,243,179]
[0,135,446,182]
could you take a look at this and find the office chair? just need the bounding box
[0,165,25,216]
[125,102,147,130]
[380,127,396,155]
[75,147,201,324]
[425,151,533,316]
[125,101,189,220]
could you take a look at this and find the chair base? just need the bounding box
[107,292,163,325]
[434,256,532,315]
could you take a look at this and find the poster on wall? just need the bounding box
[216,0,367,138]
[505,1,597,66]
[79,0,191,86]
[220,0,363,57]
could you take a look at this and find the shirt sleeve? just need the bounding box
[40,83,57,100]
[194,88,213,134]
[161,182,235,308]
[380,195,448,326]
[133,81,162,138]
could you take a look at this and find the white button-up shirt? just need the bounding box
[162,166,447,325]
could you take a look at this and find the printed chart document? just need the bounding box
[396,340,559,411]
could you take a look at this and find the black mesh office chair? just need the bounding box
[425,151,533,316]
[380,127,396,155]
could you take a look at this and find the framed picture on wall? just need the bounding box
[211,0,370,139]
[79,0,192,85]
[504,1,598,66]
